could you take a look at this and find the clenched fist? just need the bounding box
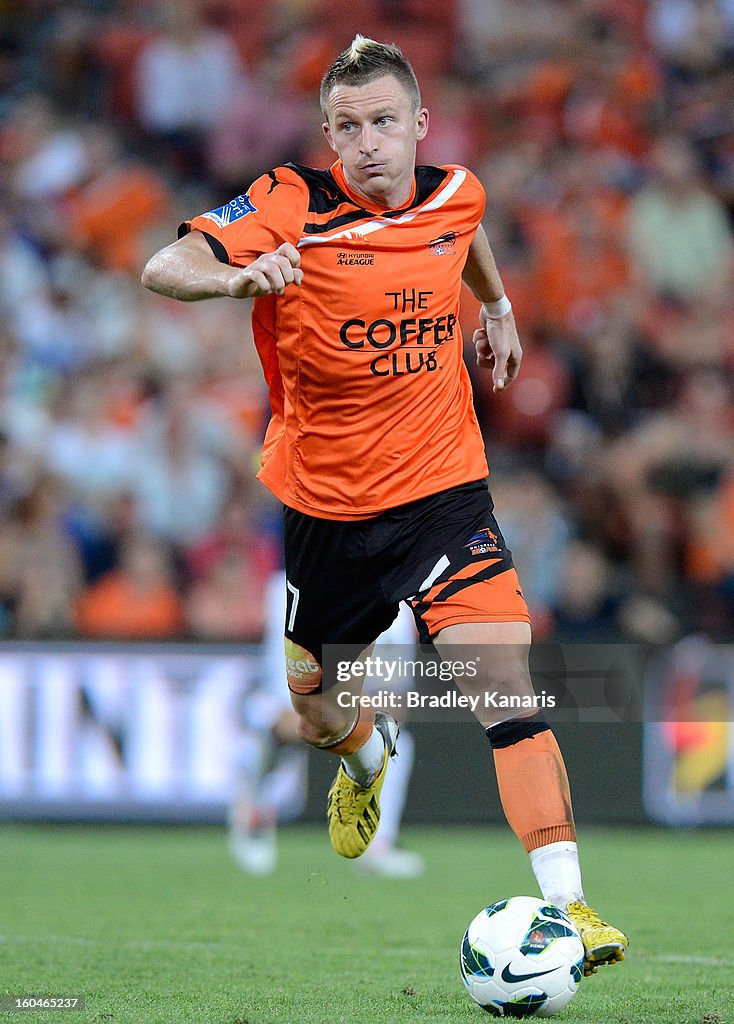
[228,243,304,298]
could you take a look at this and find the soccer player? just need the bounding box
[142,36,628,973]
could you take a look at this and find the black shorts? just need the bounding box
[282,480,530,694]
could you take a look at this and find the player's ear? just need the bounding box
[415,107,429,142]
[322,121,338,152]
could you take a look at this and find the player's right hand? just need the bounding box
[228,243,303,298]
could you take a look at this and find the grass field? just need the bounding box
[0,824,731,1024]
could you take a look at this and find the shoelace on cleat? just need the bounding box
[329,762,382,825]
[329,779,357,824]
[567,903,607,928]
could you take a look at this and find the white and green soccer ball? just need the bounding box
[460,896,584,1017]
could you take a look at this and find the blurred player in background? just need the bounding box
[143,35,626,973]
[227,569,306,876]
[355,600,424,879]
[230,569,423,878]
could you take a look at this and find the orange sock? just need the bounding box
[493,730,576,853]
[321,705,376,756]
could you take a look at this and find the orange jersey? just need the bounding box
[181,160,488,519]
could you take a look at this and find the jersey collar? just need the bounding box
[331,160,417,214]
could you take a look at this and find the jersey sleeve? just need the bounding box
[445,164,486,230]
[178,166,309,267]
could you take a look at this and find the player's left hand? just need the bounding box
[474,307,522,392]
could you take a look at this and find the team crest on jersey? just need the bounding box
[465,528,500,556]
[427,231,456,256]
[201,193,257,228]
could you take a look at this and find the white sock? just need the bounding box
[342,726,385,785]
[528,841,584,911]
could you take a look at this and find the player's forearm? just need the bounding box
[462,225,506,304]
[141,244,241,301]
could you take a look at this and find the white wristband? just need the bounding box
[482,295,512,319]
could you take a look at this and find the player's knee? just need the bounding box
[295,714,325,747]
[485,713,551,749]
[295,713,345,749]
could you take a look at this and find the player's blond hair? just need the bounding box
[320,35,421,117]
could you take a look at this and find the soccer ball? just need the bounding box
[460,897,584,1017]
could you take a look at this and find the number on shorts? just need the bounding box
[285,579,300,632]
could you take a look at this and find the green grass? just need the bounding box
[0,824,731,1024]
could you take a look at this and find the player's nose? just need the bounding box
[359,125,377,154]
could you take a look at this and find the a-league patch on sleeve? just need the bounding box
[201,193,257,228]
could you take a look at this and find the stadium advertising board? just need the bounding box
[643,637,734,826]
[1,640,732,826]
[0,645,257,821]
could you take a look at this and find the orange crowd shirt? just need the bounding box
[181,160,489,519]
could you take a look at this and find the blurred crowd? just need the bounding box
[0,0,732,644]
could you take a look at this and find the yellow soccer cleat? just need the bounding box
[565,901,629,976]
[327,713,398,859]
